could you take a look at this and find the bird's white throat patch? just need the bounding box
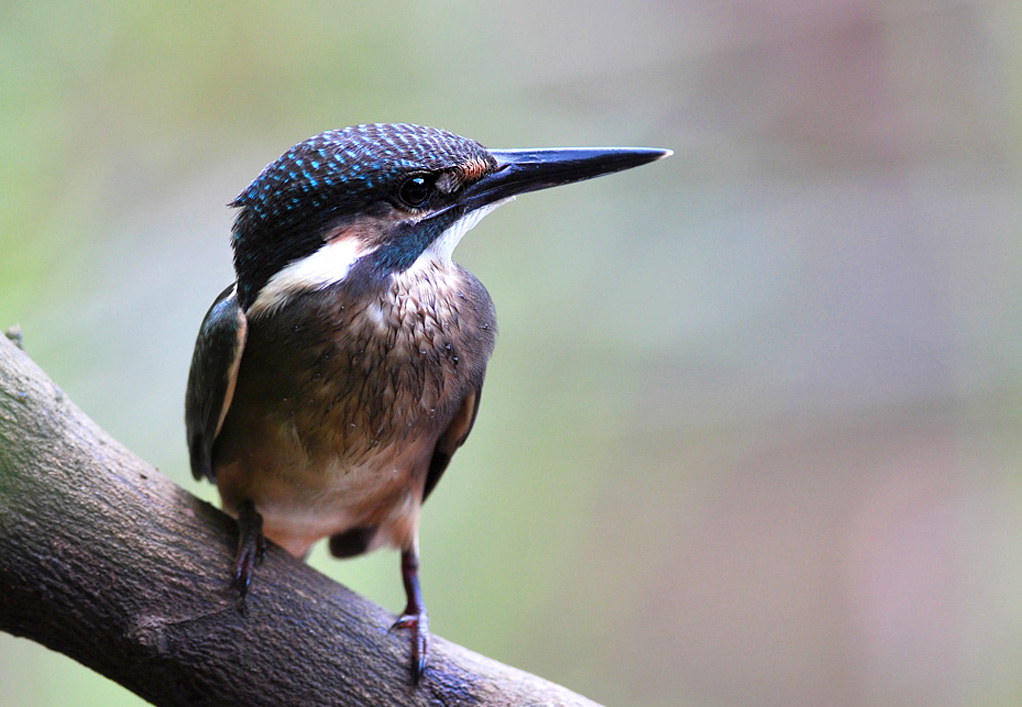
[416,197,512,267]
[247,198,511,317]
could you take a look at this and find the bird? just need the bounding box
[185,122,670,681]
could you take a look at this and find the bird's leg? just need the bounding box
[230,499,266,601]
[389,545,429,681]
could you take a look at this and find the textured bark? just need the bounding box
[0,333,601,707]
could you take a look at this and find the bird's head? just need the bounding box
[230,123,670,314]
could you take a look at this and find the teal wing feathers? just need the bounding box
[185,284,247,483]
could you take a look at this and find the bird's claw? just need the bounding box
[230,501,266,602]
[230,533,265,599]
[390,610,430,682]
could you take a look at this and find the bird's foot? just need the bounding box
[230,500,266,602]
[389,608,430,682]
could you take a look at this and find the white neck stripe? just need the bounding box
[247,237,365,317]
[246,198,512,316]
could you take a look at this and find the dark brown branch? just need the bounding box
[0,333,602,707]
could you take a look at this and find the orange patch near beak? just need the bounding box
[459,157,492,184]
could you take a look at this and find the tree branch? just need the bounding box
[0,332,602,707]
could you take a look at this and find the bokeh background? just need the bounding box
[2,1,1021,705]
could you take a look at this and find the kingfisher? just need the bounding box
[185,123,669,680]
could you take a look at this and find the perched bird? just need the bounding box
[185,123,670,680]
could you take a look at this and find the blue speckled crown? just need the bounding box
[231,123,490,240]
[229,123,494,308]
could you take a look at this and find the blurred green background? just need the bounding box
[2,1,1022,705]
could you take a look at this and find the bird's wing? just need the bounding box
[185,283,248,483]
[422,383,484,502]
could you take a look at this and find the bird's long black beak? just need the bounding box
[463,145,671,209]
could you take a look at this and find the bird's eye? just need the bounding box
[397,175,433,208]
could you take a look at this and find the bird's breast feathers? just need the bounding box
[211,259,495,553]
